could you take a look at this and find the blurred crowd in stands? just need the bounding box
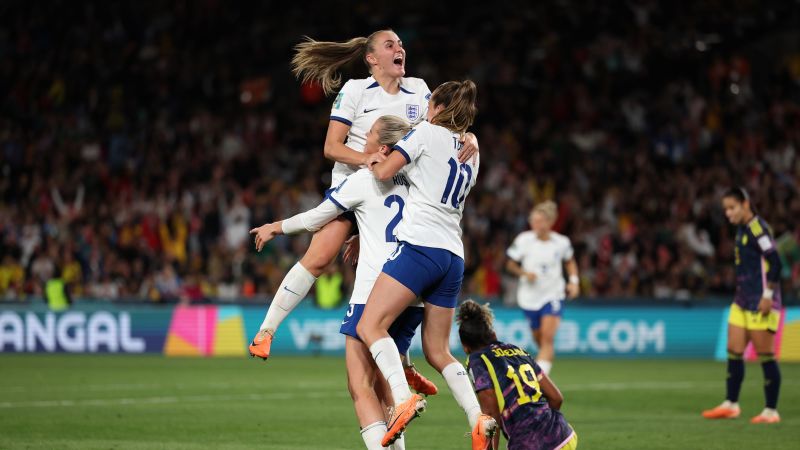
[1,1,799,304]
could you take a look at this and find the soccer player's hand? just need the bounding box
[566,282,579,299]
[758,297,773,316]
[343,234,360,266]
[250,223,281,252]
[458,132,479,164]
[364,152,387,169]
[523,272,537,282]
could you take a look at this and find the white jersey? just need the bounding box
[329,76,431,187]
[392,121,479,258]
[506,231,574,310]
[281,168,419,306]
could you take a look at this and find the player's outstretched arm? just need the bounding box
[249,199,344,252]
[250,222,283,252]
[539,373,564,411]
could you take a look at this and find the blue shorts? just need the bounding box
[340,303,424,354]
[324,187,357,225]
[381,242,464,308]
[522,300,563,330]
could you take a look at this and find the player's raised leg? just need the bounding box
[702,322,746,419]
[249,218,351,360]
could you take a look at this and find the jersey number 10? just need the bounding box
[440,157,473,209]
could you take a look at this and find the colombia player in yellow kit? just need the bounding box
[702,187,782,423]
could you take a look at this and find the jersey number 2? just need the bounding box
[441,157,472,208]
[384,195,405,242]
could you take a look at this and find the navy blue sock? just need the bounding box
[760,354,781,409]
[726,352,744,403]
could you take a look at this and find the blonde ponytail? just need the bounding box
[376,115,412,147]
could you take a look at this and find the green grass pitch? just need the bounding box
[0,355,798,449]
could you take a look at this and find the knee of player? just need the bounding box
[726,349,744,359]
[423,348,453,372]
[298,254,329,276]
[540,334,556,346]
[355,322,373,342]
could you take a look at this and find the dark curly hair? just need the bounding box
[457,299,497,350]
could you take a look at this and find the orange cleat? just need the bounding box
[405,366,439,396]
[472,414,498,450]
[382,394,426,447]
[750,412,780,424]
[701,405,740,419]
[248,329,273,360]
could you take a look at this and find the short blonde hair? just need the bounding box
[531,201,558,222]
[375,115,412,147]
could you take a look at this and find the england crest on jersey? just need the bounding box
[406,104,420,121]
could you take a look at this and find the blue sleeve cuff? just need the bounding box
[330,116,353,126]
[325,194,348,211]
[392,145,411,164]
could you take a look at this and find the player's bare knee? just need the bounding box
[298,254,328,277]
[422,347,453,372]
[356,322,376,344]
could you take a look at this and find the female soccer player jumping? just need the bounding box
[458,300,578,450]
[249,30,477,381]
[356,80,497,450]
[702,187,782,424]
[506,201,579,375]
[252,115,424,449]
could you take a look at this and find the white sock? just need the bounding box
[721,400,740,409]
[370,337,412,405]
[390,433,405,450]
[536,359,552,375]
[442,361,482,428]
[259,262,317,332]
[360,421,388,450]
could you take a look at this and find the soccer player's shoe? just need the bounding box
[248,329,273,360]
[381,394,426,447]
[404,365,439,396]
[750,409,780,424]
[701,402,740,419]
[471,414,498,450]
